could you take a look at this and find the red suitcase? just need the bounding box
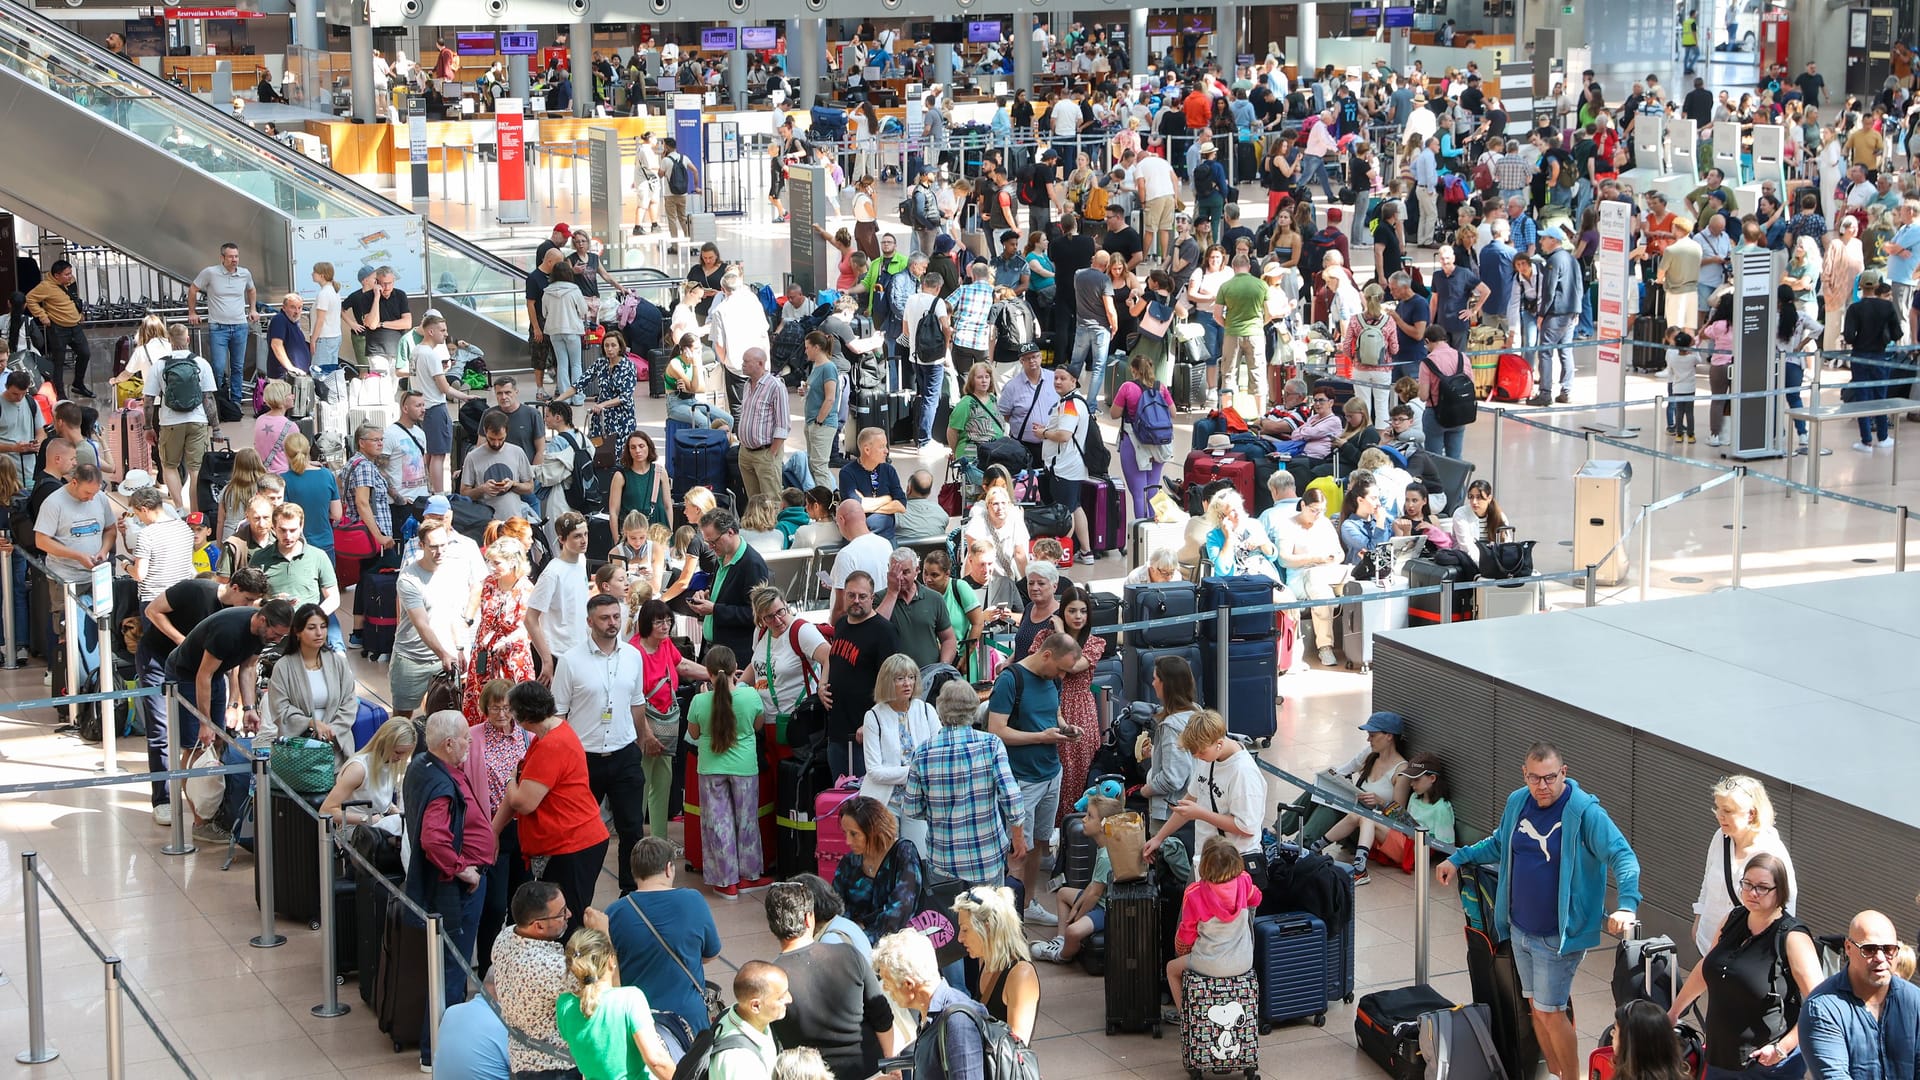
[1079,475,1126,555]
[814,778,861,879]
[1183,450,1256,512]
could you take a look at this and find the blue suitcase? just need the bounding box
[1251,912,1330,1031]
[1201,575,1279,640]
[1201,636,1279,743]
[1123,643,1202,709]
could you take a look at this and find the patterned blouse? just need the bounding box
[585,351,639,444]
[340,453,392,534]
[832,837,926,944]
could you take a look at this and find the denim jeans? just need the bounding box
[1851,355,1891,442]
[176,669,249,829]
[1301,153,1336,200]
[1537,313,1578,395]
[208,322,250,405]
[551,333,584,397]
[1510,926,1584,1010]
[1071,324,1113,405]
[1421,408,1466,459]
[1785,360,1807,437]
[912,360,943,443]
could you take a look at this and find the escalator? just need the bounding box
[0,0,535,361]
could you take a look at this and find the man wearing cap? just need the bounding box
[404,495,485,612]
[535,222,572,270]
[1533,226,1584,406]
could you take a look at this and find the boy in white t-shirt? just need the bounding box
[1144,709,1268,886]
[1037,364,1095,563]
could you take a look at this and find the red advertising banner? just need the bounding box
[496,105,525,203]
[164,7,266,17]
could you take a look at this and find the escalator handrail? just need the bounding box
[0,0,530,286]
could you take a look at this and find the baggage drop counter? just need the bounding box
[1368,576,1920,960]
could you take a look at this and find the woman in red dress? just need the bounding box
[1028,584,1106,828]
[463,537,537,722]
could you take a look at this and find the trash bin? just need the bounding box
[1573,460,1632,586]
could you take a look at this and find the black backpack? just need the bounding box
[669,1025,760,1080]
[7,491,37,556]
[1422,355,1479,429]
[559,430,604,513]
[913,300,948,363]
[1194,159,1221,197]
[926,1001,1042,1080]
[1070,393,1111,477]
[1017,163,1044,206]
[667,154,691,196]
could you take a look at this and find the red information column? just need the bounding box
[495,98,528,224]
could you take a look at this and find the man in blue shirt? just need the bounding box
[1388,273,1430,385]
[1474,219,1519,337]
[433,994,510,1080]
[1885,201,1920,348]
[1436,742,1640,1080]
[1799,909,1920,1080]
[1431,245,1482,351]
[607,837,724,1034]
[986,631,1082,925]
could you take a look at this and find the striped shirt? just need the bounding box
[736,372,790,451]
[949,282,994,352]
[130,517,197,603]
[901,725,1023,885]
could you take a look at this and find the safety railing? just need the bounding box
[12,851,199,1076]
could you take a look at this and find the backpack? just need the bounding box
[1300,229,1339,280]
[1356,316,1389,367]
[1423,355,1479,428]
[7,491,36,556]
[912,187,941,229]
[1128,380,1174,446]
[1194,159,1221,197]
[558,430,604,513]
[913,299,948,363]
[926,1002,1042,1080]
[162,353,204,413]
[1070,393,1111,476]
[1471,156,1496,193]
[1017,163,1043,206]
[1552,151,1578,190]
[667,153,690,196]
[1440,174,1467,205]
[669,1026,759,1080]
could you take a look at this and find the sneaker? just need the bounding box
[713,883,739,900]
[1554,392,1570,404]
[194,819,233,844]
[1024,901,1060,927]
[1317,647,1337,667]
[632,224,645,236]
[1879,437,1897,448]
[1686,434,1696,444]
[1527,394,1551,407]
[738,876,773,892]
[1353,865,1371,885]
[1162,1005,1186,1027]
[1671,430,1683,441]
[1073,552,1094,565]
[1030,937,1066,962]
[153,803,172,828]
[1854,441,1876,453]
[348,631,364,648]
[1707,434,1728,446]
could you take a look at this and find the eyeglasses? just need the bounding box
[1738,879,1776,895]
[535,906,572,924]
[1851,940,1901,958]
[1312,397,1333,404]
[1522,768,1565,786]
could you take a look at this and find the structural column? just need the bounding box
[291,0,317,51]
[509,26,531,98]
[1130,8,1148,76]
[571,20,593,117]
[1015,17,1035,91]
[1216,5,1237,70]
[349,22,377,122]
[934,43,955,86]
[1298,4,1318,73]
[730,21,749,108]
[798,18,822,108]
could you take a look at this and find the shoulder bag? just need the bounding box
[781,620,830,749]
[267,736,337,795]
[624,894,725,1025]
[643,669,681,756]
[1136,300,1174,341]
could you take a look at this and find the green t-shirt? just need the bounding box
[555,985,655,1080]
[1089,847,1113,910]
[940,578,983,679]
[689,685,764,776]
[1218,272,1271,338]
[248,543,339,606]
[947,393,1004,461]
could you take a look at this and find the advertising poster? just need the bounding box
[1592,199,1632,433]
[496,97,528,224]
[291,215,426,294]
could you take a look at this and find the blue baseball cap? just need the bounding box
[424,495,452,516]
[1359,711,1405,735]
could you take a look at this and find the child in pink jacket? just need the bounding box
[1165,836,1265,1021]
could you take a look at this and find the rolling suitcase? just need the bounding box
[1419,1003,1508,1080]
[1123,642,1202,709]
[669,427,729,505]
[775,741,831,880]
[1080,475,1126,555]
[1251,912,1330,1031]
[1612,925,1679,1010]
[1465,923,1548,1080]
[359,568,401,661]
[1130,517,1190,575]
[1339,578,1409,672]
[100,404,151,484]
[813,777,862,879]
[1200,636,1279,743]
[1174,362,1210,411]
[1183,450,1255,512]
[376,894,428,1051]
[1355,983,1454,1080]
[1103,876,1164,1037]
[1088,592,1123,654]
[1322,856,1358,1003]
[1475,581,1541,619]
[255,786,327,927]
[1630,313,1667,373]
[1124,581,1200,647]
[1201,575,1278,639]
[355,865,403,1004]
[1407,556,1475,625]
[1182,969,1263,1077]
[648,348,670,397]
[1057,812,1098,889]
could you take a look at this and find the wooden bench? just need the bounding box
[1788,396,1917,501]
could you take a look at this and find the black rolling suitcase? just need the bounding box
[775,739,831,879]
[1355,983,1455,1080]
[255,786,327,926]
[1103,875,1164,1037]
[1630,314,1667,373]
[1407,556,1476,625]
[356,865,404,1004]
[1173,361,1210,411]
[376,895,429,1051]
[648,347,670,397]
[359,568,401,661]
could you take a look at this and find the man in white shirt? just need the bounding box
[709,268,772,418]
[526,511,591,679]
[389,521,472,715]
[1142,709,1267,879]
[144,324,220,511]
[411,313,475,492]
[1037,365,1094,563]
[829,500,894,621]
[384,390,432,504]
[1133,151,1179,261]
[550,592,656,894]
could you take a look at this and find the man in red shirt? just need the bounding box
[432,37,458,82]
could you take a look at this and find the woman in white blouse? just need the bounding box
[264,603,360,758]
[1691,775,1797,957]
[859,653,940,852]
[1448,479,1511,565]
[963,481,1031,609]
[748,585,830,743]
[1271,487,1346,669]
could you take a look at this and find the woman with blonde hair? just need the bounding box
[953,883,1040,1044]
[252,379,298,471]
[461,537,537,720]
[279,431,341,560]
[215,448,268,541]
[1343,283,1400,427]
[555,927,679,1080]
[112,313,169,406]
[319,715,415,846]
[738,493,786,552]
[1690,775,1797,957]
[859,653,940,851]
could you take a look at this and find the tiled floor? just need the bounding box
[4,166,1915,1080]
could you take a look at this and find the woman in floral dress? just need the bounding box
[463,537,538,722]
[1027,583,1106,827]
[583,329,640,446]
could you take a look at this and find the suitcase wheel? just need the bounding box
[1152,1021,1162,1039]
[1346,661,1370,673]
[1344,993,1355,1003]
[1314,1012,1326,1027]
[309,919,321,931]
[1108,1022,1116,1036]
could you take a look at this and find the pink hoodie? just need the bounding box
[1176,872,1264,951]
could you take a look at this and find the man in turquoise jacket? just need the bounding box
[1436,741,1641,1080]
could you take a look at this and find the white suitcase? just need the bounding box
[348,403,398,435]
[1339,577,1409,672]
[1475,581,1541,619]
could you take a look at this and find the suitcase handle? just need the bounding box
[1260,913,1319,938]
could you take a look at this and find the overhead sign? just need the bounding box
[164,7,265,17]
[291,216,426,295]
[495,97,529,225]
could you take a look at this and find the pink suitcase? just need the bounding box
[813,778,862,879]
[100,403,151,483]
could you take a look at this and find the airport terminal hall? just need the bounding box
[4,1,1920,1078]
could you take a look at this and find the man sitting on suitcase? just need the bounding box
[1436,742,1642,1080]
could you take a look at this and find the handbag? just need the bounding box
[267,736,337,795]
[349,818,404,875]
[184,744,225,821]
[1137,300,1174,341]
[420,668,462,717]
[782,620,831,748]
[1025,501,1072,538]
[642,671,681,755]
[1478,538,1537,580]
[333,523,379,559]
[624,894,725,1025]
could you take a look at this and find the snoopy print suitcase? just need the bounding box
[1181,968,1263,1078]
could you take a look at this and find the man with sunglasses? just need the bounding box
[1436,742,1640,1080]
[1799,910,1920,1080]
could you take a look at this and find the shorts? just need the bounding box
[389,652,444,715]
[1081,906,1107,932]
[1042,472,1086,517]
[1510,926,1583,1011]
[1018,771,1063,846]
[158,422,211,472]
[1143,194,1177,236]
[423,402,453,455]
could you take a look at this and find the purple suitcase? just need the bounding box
[1081,475,1126,554]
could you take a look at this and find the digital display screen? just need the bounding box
[455,31,497,55]
[741,26,777,49]
[700,27,738,51]
[1351,8,1382,26]
[967,19,1001,44]
[498,31,538,55]
[1384,6,1416,26]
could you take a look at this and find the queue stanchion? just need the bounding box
[1650,394,1664,502]
[250,753,286,948]
[1213,606,1230,710]
[1,546,16,670]
[1638,504,1655,603]
[1439,579,1455,623]
[426,912,446,1058]
[103,957,125,1080]
[62,582,81,732]
[161,683,195,856]
[1584,564,1599,607]
[1412,825,1431,985]
[312,813,350,1018]
[1490,408,1503,492]
[14,851,56,1064]
[1730,466,1747,588]
[94,570,114,776]
[1899,506,1911,573]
